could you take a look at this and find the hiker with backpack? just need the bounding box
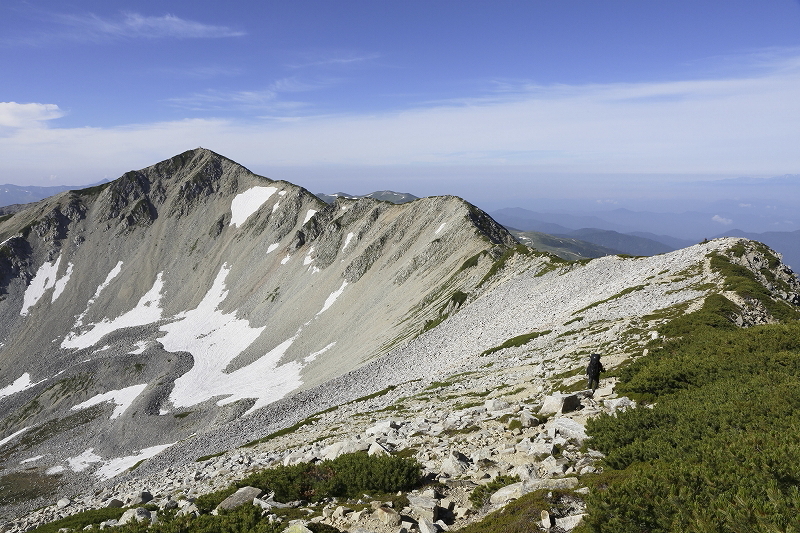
[587,353,604,392]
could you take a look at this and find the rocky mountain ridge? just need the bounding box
[6,235,799,532]
[0,150,798,532]
[0,148,517,518]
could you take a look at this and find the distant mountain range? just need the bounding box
[0,182,108,210]
[492,207,799,271]
[316,191,419,204]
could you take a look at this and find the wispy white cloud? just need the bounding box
[0,102,63,129]
[712,215,734,225]
[3,50,800,186]
[166,77,334,112]
[4,11,245,46]
[161,66,244,79]
[288,52,381,69]
[57,11,245,40]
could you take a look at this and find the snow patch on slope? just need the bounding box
[62,273,164,349]
[435,223,446,234]
[303,209,317,224]
[95,443,176,480]
[67,449,102,472]
[51,262,74,302]
[230,186,278,227]
[0,373,41,399]
[163,265,295,411]
[266,243,279,254]
[20,255,62,315]
[342,232,354,251]
[0,427,29,448]
[317,281,348,316]
[70,384,148,420]
[305,342,336,363]
[75,261,124,327]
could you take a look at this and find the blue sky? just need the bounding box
[2,0,800,209]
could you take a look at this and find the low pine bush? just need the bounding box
[583,316,800,533]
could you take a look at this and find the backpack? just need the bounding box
[587,353,602,377]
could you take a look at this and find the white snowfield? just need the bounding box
[75,261,124,327]
[66,449,102,472]
[51,262,73,302]
[303,209,317,225]
[20,255,63,315]
[61,273,164,349]
[316,281,348,316]
[435,223,447,234]
[163,265,350,415]
[0,373,40,399]
[266,243,279,254]
[58,443,177,480]
[342,232,354,251]
[70,384,148,420]
[96,443,176,480]
[229,186,278,227]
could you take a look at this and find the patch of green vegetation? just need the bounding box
[582,313,800,532]
[421,314,446,333]
[533,260,566,278]
[133,363,145,373]
[189,238,199,254]
[421,291,471,333]
[458,252,484,272]
[478,245,532,287]
[573,285,647,315]
[480,330,552,356]
[426,380,453,390]
[0,470,62,507]
[565,316,584,325]
[173,411,193,419]
[0,213,13,224]
[264,287,280,303]
[443,425,480,436]
[234,452,421,503]
[504,386,526,395]
[72,182,112,197]
[458,489,582,533]
[507,419,523,431]
[452,400,484,410]
[28,507,125,533]
[469,475,521,508]
[128,459,146,472]
[241,406,339,448]
[196,450,226,462]
[709,251,800,322]
[344,385,398,405]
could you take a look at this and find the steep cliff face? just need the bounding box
[0,149,518,509]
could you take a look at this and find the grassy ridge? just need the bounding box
[582,308,800,532]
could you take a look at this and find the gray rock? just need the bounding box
[550,418,588,444]
[118,508,152,525]
[128,491,153,505]
[490,477,580,504]
[519,410,539,428]
[408,494,439,521]
[374,507,401,526]
[484,399,511,412]
[489,482,526,504]
[56,498,71,509]
[604,396,636,413]
[539,393,581,415]
[281,524,313,533]
[216,486,263,511]
[556,514,586,531]
[440,450,470,477]
[418,517,439,533]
